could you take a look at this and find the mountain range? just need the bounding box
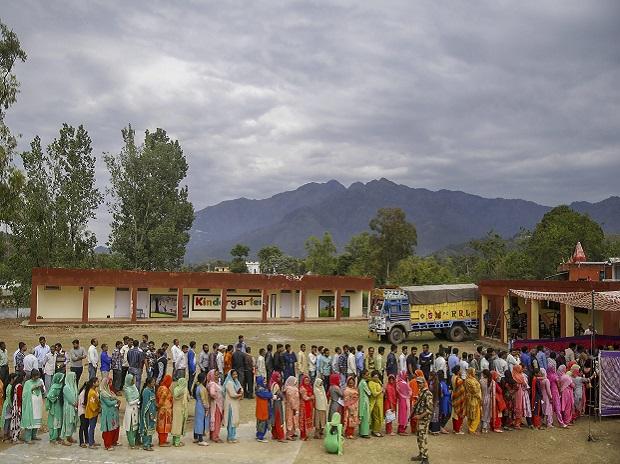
[185,179,620,263]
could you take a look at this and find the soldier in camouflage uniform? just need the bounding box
[411,376,433,464]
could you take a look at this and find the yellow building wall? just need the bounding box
[226,289,262,320]
[37,285,82,319]
[88,287,115,319]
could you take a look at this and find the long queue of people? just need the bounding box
[0,335,605,464]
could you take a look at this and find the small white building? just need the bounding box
[246,261,261,274]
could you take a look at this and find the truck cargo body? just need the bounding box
[368,284,479,344]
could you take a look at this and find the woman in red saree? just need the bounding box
[450,365,465,434]
[342,376,359,439]
[299,375,315,440]
[490,371,505,432]
[156,375,173,446]
[384,374,397,435]
[396,371,411,435]
[269,371,286,442]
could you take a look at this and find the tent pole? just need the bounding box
[587,290,595,442]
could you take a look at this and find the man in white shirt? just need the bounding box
[43,348,56,394]
[88,338,99,380]
[347,346,356,378]
[495,351,509,377]
[506,349,519,372]
[399,346,408,374]
[174,344,188,380]
[433,351,447,378]
[459,353,469,379]
[297,344,308,378]
[256,348,267,379]
[120,336,131,386]
[171,339,183,370]
[23,352,38,379]
[308,345,318,382]
[480,355,490,372]
[33,336,51,377]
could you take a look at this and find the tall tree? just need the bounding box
[338,232,377,277]
[526,205,605,278]
[369,207,417,283]
[0,21,27,281]
[230,244,249,273]
[105,126,194,270]
[9,126,101,303]
[305,232,337,275]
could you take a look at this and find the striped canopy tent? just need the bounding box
[510,289,620,312]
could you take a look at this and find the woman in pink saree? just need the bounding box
[545,364,567,428]
[395,371,411,435]
[557,365,574,425]
[207,369,224,442]
[539,368,554,428]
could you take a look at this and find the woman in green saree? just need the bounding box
[61,371,79,445]
[99,377,120,451]
[358,369,371,438]
[45,372,65,444]
[140,377,157,451]
[324,411,343,455]
[21,370,44,443]
[123,373,141,448]
[171,378,189,447]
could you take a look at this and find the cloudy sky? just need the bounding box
[3,1,620,243]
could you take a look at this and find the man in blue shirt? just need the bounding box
[535,345,547,370]
[386,344,398,377]
[447,348,460,374]
[188,341,197,393]
[355,345,365,377]
[519,346,532,374]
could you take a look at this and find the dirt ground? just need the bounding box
[0,319,618,463]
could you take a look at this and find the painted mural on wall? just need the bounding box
[192,294,262,311]
[318,295,350,317]
[149,294,189,318]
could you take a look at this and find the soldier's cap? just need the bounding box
[415,376,425,384]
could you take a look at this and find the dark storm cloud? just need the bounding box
[2,0,619,242]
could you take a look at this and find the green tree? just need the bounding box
[230,244,249,273]
[338,232,377,277]
[526,205,605,278]
[257,245,301,274]
[603,234,620,258]
[0,21,27,281]
[305,232,337,275]
[369,207,417,283]
[391,256,458,286]
[9,126,101,303]
[105,126,194,270]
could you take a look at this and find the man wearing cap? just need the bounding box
[411,376,433,464]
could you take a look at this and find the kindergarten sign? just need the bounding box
[193,294,262,311]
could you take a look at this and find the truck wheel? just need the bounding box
[388,327,406,344]
[448,325,466,342]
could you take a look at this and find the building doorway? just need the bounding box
[114,288,131,318]
[279,291,292,318]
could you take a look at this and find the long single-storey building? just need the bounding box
[29,268,374,324]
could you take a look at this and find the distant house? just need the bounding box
[246,262,260,274]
